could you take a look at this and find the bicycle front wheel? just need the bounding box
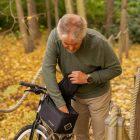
[14,124,51,140]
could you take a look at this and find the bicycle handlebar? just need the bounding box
[19,81,47,91]
[19,81,47,94]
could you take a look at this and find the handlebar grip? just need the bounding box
[19,81,36,88]
[19,81,47,90]
[19,81,47,94]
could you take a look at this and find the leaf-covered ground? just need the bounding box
[0,34,139,139]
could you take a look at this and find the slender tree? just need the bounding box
[119,0,129,63]
[15,0,35,53]
[64,0,74,14]
[76,0,86,19]
[104,0,114,37]
[27,0,41,40]
[45,0,52,33]
[53,0,59,25]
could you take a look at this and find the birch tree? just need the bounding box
[76,0,86,19]
[104,0,114,37]
[45,0,52,32]
[119,0,129,62]
[65,0,74,14]
[53,0,59,25]
[15,0,35,53]
[27,0,40,40]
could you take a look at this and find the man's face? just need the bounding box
[61,34,82,53]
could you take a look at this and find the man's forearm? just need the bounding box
[89,65,122,84]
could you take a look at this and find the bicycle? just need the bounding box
[14,81,74,140]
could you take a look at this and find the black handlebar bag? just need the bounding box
[58,74,79,104]
[39,95,79,134]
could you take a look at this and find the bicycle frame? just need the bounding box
[29,96,44,140]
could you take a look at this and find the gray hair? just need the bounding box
[57,14,87,42]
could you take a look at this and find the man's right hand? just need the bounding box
[59,105,69,114]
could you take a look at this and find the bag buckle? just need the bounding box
[64,123,72,130]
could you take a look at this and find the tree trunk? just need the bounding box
[15,0,35,53]
[125,29,129,58]
[118,34,123,64]
[64,0,74,14]
[53,0,59,25]
[119,0,129,63]
[27,0,41,40]
[45,0,52,33]
[104,0,114,37]
[76,0,86,19]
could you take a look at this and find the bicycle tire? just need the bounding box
[14,124,52,140]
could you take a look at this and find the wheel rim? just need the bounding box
[17,128,48,140]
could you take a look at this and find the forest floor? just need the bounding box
[0,34,140,139]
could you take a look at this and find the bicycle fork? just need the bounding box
[29,113,41,140]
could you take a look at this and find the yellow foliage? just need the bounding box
[0,36,45,90]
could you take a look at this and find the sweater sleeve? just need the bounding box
[89,39,122,84]
[42,29,65,107]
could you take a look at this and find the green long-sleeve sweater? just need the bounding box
[42,28,122,107]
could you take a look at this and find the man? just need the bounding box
[42,14,122,140]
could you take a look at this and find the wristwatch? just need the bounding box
[87,74,93,84]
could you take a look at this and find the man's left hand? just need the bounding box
[68,71,88,84]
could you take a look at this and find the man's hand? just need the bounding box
[59,105,69,114]
[68,71,88,84]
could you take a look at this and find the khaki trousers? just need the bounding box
[72,91,111,140]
